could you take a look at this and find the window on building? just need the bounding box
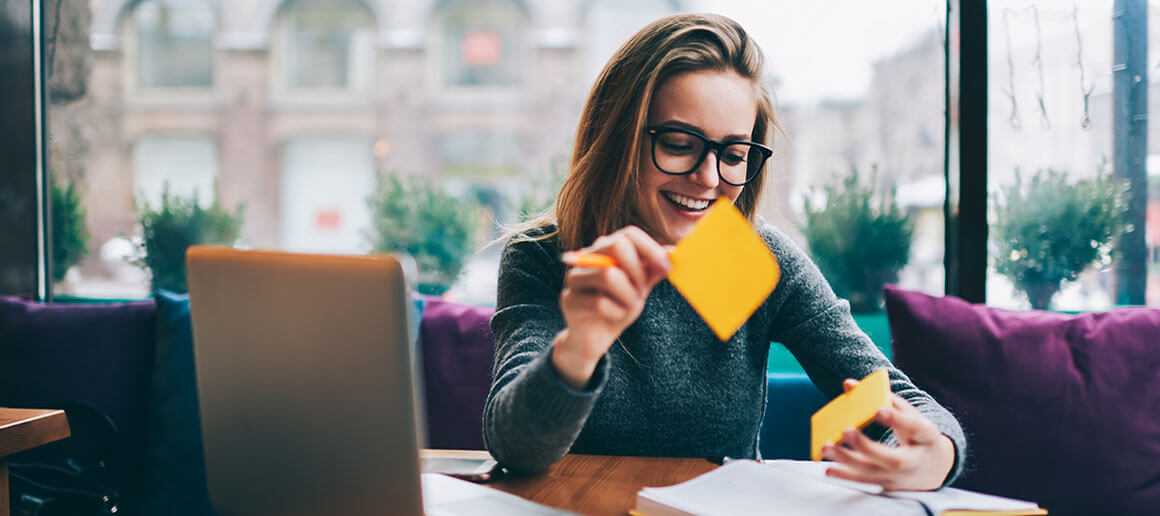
[584,0,675,83]
[134,136,218,208]
[276,0,375,91]
[280,138,375,253]
[438,0,526,87]
[132,0,214,89]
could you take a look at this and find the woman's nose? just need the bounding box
[690,150,720,188]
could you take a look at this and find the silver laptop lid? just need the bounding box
[187,246,423,516]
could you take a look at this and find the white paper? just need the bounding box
[421,473,575,516]
[638,460,1041,516]
[887,486,1042,514]
[638,461,920,516]
[760,459,885,494]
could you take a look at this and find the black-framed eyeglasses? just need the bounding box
[645,125,774,186]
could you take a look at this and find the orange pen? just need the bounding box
[561,251,673,269]
[561,252,618,268]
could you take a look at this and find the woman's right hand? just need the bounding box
[552,226,671,388]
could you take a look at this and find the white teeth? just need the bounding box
[664,192,711,210]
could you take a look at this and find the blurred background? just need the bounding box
[42,0,1159,312]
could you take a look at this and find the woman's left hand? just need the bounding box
[821,379,956,491]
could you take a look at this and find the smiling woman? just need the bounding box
[484,13,964,492]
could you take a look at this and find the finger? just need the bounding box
[621,226,671,284]
[876,403,938,445]
[891,395,940,442]
[843,429,906,471]
[604,234,647,290]
[561,286,627,322]
[822,441,883,473]
[824,463,895,490]
[566,267,636,311]
[842,378,859,393]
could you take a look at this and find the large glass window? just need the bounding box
[132,0,214,89]
[987,1,1157,309]
[47,0,948,324]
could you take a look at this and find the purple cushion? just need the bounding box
[885,286,1160,516]
[0,296,156,505]
[419,297,495,449]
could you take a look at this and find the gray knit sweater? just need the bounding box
[483,224,966,485]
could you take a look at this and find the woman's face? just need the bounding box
[636,69,759,245]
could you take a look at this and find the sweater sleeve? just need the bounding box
[761,225,967,486]
[482,233,611,473]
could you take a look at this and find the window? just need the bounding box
[987,0,1157,309]
[134,136,218,209]
[37,0,951,316]
[276,0,375,91]
[131,0,214,89]
[584,0,675,82]
[438,0,526,88]
[280,137,375,253]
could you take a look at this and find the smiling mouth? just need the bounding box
[661,191,713,212]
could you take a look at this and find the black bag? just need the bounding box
[7,402,121,516]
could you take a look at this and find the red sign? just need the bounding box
[315,209,342,231]
[462,31,502,66]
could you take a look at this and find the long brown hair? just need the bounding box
[518,13,778,251]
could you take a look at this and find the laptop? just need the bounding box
[187,246,424,516]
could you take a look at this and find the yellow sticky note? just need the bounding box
[810,369,891,461]
[667,199,780,341]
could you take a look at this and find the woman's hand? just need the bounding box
[552,226,671,389]
[822,379,956,491]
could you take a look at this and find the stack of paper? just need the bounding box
[634,460,1046,516]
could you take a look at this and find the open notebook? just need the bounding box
[634,460,1046,516]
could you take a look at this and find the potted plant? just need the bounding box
[992,168,1129,310]
[366,173,479,295]
[51,180,90,286]
[134,188,244,293]
[802,167,913,314]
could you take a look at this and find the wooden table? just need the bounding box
[489,454,718,515]
[0,408,71,516]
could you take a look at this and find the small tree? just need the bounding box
[51,180,90,283]
[367,173,479,295]
[992,168,1129,309]
[803,167,913,313]
[135,188,244,293]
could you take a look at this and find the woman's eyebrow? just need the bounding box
[654,119,750,141]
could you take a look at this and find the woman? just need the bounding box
[484,13,964,491]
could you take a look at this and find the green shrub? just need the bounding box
[51,181,90,283]
[367,173,479,295]
[992,168,1129,309]
[803,168,913,313]
[135,189,243,293]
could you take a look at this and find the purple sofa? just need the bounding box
[0,295,489,514]
[5,289,1158,516]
